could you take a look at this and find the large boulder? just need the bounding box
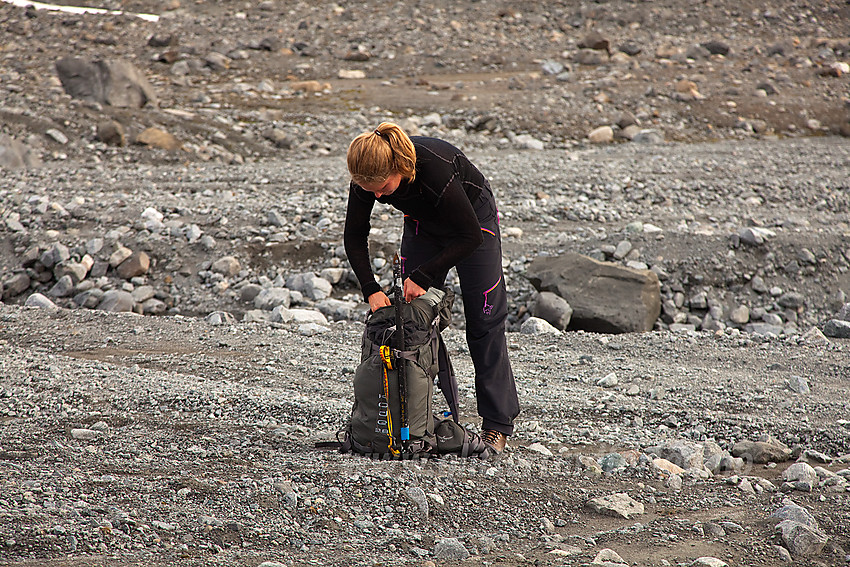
[55,57,158,108]
[526,253,660,333]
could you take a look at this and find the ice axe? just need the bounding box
[392,252,410,451]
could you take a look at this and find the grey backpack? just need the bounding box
[340,288,491,458]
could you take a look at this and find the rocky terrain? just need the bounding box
[1,1,850,567]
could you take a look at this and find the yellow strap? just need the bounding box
[380,345,393,369]
[379,345,400,456]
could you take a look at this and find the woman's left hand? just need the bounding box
[403,278,427,302]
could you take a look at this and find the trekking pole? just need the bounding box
[392,252,409,452]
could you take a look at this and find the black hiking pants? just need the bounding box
[401,186,520,435]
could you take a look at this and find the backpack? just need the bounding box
[339,287,492,458]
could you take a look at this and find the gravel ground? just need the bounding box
[1,137,850,567]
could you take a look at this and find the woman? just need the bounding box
[343,122,519,453]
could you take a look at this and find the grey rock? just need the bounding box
[319,267,346,285]
[242,309,271,323]
[70,428,99,440]
[263,128,293,149]
[782,462,818,487]
[527,252,660,333]
[701,40,730,55]
[804,450,832,464]
[613,240,632,260]
[738,226,774,246]
[744,322,784,336]
[520,317,561,335]
[703,521,726,537]
[751,275,768,293]
[788,375,810,394]
[46,128,68,144]
[823,319,850,338]
[586,492,644,519]
[686,44,712,60]
[239,284,262,303]
[254,288,291,310]
[728,305,749,324]
[772,545,793,563]
[49,275,75,298]
[131,286,155,303]
[691,557,727,567]
[541,60,565,75]
[141,298,167,315]
[731,439,792,463]
[776,520,828,556]
[298,323,329,336]
[405,487,428,519]
[777,292,805,309]
[596,372,618,388]
[434,537,469,561]
[288,309,328,325]
[632,129,664,144]
[303,275,332,301]
[206,311,235,325]
[40,243,71,269]
[54,261,88,284]
[314,298,356,321]
[690,291,708,310]
[514,133,545,150]
[531,291,572,331]
[592,548,627,565]
[645,439,704,469]
[55,57,157,108]
[24,293,58,310]
[97,290,135,312]
[5,212,25,232]
[73,289,103,308]
[719,455,745,472]
[204,52,231,71]
[599,452,628,472]
[211,256,241,277]
[3,272,31,298]
[116,252,150,279]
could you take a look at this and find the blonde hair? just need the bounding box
[347,122,416,185]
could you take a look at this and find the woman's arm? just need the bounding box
[343,183,382,300]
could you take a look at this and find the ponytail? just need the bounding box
[347,122,416,185]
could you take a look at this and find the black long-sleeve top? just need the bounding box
[344,137,488,300]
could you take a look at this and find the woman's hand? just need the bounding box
[403,278,427,302]
[368,291,391,312]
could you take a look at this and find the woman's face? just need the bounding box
[358,173,402,198]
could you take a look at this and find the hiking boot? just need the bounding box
[481,429,507,454]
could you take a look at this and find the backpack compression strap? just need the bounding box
[379,345,401,457]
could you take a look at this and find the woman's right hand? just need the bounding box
[368,291,391,312]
